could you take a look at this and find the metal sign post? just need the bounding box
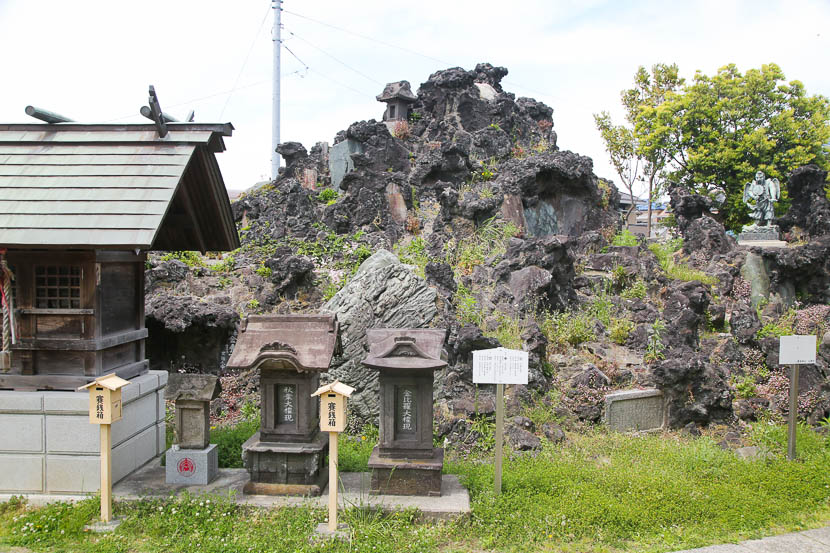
[779,335,817,460]
[473,347,529,495]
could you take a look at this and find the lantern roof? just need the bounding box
[226,314,341,372]
[362,328,447,372]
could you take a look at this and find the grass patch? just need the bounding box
[338,425,378,472]
[611,229,639,246]
[3,427,830,552]
[649,239,718,285]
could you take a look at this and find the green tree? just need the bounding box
[594,112,639,229]
[595,64,683,237]
[656,63,830,231]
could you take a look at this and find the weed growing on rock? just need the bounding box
[649,239,718,285]
[611,228,639,246]
[621,278,648,299]
[644,319,667,364]
[541,309,595,352]
[160,250,204,267]
[609,317,634,345]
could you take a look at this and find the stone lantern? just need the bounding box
[164,373,221,485]
[226,314,340,496]
[363,328,447,496]
[376,81,417,122]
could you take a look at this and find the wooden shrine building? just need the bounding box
[0,122,240,390]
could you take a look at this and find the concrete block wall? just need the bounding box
[0,370,167,494]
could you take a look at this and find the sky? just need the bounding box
[1,0,828,197]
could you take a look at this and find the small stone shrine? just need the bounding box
[165,374,221,485]
[363,328,447,496]
[225,314,341,496]
[738,170,784,245]
[376,81,417,123]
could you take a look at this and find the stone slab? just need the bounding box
[605,388,665,432]
[0,371,167,494]
[111,462,470,520]
[0,455,44,492]
[0,392,43,412]
[46,415,97,453]
[0,414,44,452]
[84,519,122,533]
[45,455,99,493]
[368,447,443,496]
[799,527,830,545]
[738,240,788,248]
[313,522,350,541]
[740,533,829,552]
[165,445,218,486]
[671,546,750,552]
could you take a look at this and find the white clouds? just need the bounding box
[1,0,828,194]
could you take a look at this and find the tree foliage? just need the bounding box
[595,64,683,236]
[600,63,830,232]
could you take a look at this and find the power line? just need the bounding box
[283,8,450,67]
[220,2,272,119]
[282,8,568,106]
[284,28,383,86]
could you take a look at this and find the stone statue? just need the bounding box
[742,170,780,228]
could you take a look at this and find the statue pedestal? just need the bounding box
[738,225,785,247]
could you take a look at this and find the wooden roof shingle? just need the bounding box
[0,123,240,251]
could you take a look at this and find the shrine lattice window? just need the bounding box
[35,265,81,309]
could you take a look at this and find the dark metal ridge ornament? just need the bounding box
[147,85,168,138]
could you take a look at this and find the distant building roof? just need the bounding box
[376,81,417,103]
[0,122,240,251]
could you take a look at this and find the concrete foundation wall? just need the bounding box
[0,370,167,494]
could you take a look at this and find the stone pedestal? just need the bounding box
[165,444,218,485]
[242,431,328,496]
[368,447,443,497]
[738,224,782,244]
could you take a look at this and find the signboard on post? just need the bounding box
[778,335,817,461]
[79,373,130,527]
[311,380,354,536]
[779,335,817,365]
[473,348,529,385]
[472,347,529,495]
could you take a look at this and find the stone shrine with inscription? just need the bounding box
[363,328,447,496]
[164,373,222,485]
[225,314,341,496]
[604,389,666,433]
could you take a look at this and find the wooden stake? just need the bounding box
[328,431,338,531]
[495,383,504,495]
[100,423,112,522]
[787,364,799,461]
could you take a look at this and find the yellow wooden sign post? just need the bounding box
[311,380,354,533]
[79,373,130,523]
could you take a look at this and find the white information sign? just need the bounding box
[473,347,529,385]
[779,335,817,365]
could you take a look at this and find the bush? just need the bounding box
[338,424,378,472]
[621,278,648,300]
[648,239,718,285]
[160,251,204,267]
[317,188,338,204]
[542,310,595,352]
[609,318,634,345]
[210,416,260,468]
[611,229,639,246]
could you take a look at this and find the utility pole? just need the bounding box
[271,0,282,180]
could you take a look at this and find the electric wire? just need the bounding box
[284,29,383,86]
[219,2,273,119]
[282,7,567,105]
